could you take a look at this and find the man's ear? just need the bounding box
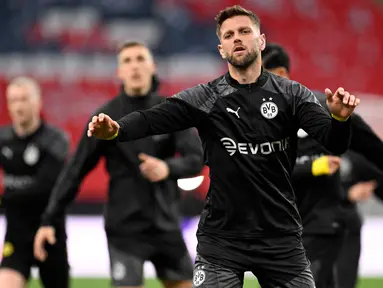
[218,44,226,59]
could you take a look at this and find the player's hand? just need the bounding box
[87,113,120,139]
[138,153,170,182]
[325,87,360,120]
[348,180,376,203]
[34,226,56,262]
[327,155,341,175]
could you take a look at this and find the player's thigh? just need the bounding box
[108,242,145,287]
[0,231,33,282]
[255,233,315,288]
[37,235,70,288]
[0,268,27,288]
[191,254,243,288]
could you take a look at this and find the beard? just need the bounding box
[226,49,258,70]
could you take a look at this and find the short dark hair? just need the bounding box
[215,5,261,38]
[262,43,290,72]
[116,41,146,55]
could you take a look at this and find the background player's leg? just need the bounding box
[0,268,27,288]
[334,230,361,288]
[0,234,33,288]
[150,231,193,288]
[303,234,344,288]
[37,233,69,288]
[153,252,192,288]
[108,242,145,288]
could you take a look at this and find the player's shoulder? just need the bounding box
[0,125,14,143]
[38,124,70,161]
[264,71,303,96]
[42,124,69,144]
[93,96,120,115]
[311,90,326,106]
[171,74,229,114]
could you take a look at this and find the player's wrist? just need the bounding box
[312,156,330,176]
[331,113,349,122]
[105,128,119,140]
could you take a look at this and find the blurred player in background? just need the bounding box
[262,43,383,288]
[0,77,70,288]
[86,5,360,288]
[336,150,383,288]
[34,41,204,288]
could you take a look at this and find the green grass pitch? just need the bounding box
[28,277,383,287]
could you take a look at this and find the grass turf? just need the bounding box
[28,278,383,287]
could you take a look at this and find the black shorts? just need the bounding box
[303,234,345,288]
[196,231,315,288]
[0,216,69,288]
[107,230,193,286]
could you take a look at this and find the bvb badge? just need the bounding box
[193,266,206,287]
[260,97,278,119]
[112,261,126,281]
[23,144,40,166]
[2,242,14,257]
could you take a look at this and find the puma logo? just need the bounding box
[226,107,241,119]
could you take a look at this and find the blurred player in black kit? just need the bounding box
[262,42,383,288]
[34,41,204,288]
[87,5,361,288]
[335,150,383,288]
[0,77,70,288]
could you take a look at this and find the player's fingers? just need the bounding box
[355,98,361,107]
[47,233,56,245]
[347,94,355,106]
[98,113,105,122]
[138,153,150,161]
[34,238,47,261]
[139,162,149,173]
[324,88,333,100]
[111,120,120,130]
[336,87,345,96]
[99,113,112,123]
[92,116,99,124]
[342,91,350,104]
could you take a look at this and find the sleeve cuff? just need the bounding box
[105,129,119,140]
[312,156,330,176]
[331,113,350,122]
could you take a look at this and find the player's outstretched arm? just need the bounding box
[88,86,208,142]
[295,84,360,155]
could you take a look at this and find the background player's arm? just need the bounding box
[294,83,351,155]
[165,128,204,179]
[342,152,383,203]
[349,113,383,171]
[40,125,104,226]
[115,86,208,142]
[292,156,341,182]
[292,159,315,182]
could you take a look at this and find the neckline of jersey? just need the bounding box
[225,67,269,90]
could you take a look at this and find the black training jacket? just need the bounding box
[0,123,69,217]
[115,69,352,239]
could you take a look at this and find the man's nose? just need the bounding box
[234,37,242,44]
